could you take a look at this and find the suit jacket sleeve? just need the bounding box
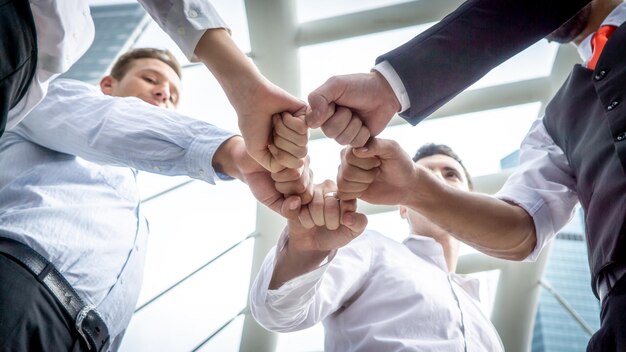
[376,0,591,123]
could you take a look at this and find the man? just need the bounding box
[335,1,626,350]
[251,143,503,352]
[0,47,310,351]
[0,1,308,173]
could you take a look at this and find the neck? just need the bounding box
[436,236,459,272]
[574,0,623,45]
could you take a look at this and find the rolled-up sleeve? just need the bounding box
[495,119,579,261]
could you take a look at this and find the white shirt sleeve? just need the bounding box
[137,0,230,61]
[14,79,237,183]
[372,60,411,113]
[495,118,580,261]
[249,229,373,332]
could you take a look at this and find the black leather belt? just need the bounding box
[0,237,110,351]
[597,263,626,306]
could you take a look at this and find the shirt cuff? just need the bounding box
[494,191,555,262]
[144,1,231,62]
[186,131,238,183]
[266,229,337,303]
[372,60,410,113]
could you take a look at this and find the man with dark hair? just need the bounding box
[311,0,626,349]
[0,47,310,351]
[250,141,503,351]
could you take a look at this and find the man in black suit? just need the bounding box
[314,0,626,350]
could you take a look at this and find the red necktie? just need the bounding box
[587,25,617,70]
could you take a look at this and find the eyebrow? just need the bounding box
[140,68,180,101]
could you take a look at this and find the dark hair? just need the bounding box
[110,48,182,80]
[412,143,473,190]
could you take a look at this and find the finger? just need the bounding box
[299,168,315,205]
[339,160,379,184]
[336,191,362,201]
[342,147,381,170]
[306,88,336,128]
[274,163,311,197]
[323,194,340,230]
[268,144,305,169]
[341,212,368,236]
[273,132,307,159]
[280,195,302,220]
[298,205,315,229]
[271,164,304,183]
[352,138,401,159]
[274,114,308,148]
[320,106,352,139]
[281,111,309,136]
[349,124,371,148]
[309,185,326,226]
[335,116,363,146]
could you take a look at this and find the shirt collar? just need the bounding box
[402,234,449,271]
[578,2,626,64]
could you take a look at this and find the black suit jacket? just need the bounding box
[376,0,592,123]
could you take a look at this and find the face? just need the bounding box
[100,58,181,110]
[400,154,470,236]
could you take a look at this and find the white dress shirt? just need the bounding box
[496,3,626,261]
[8,1,228,131]
[0,79,236,347]
[250,230,503,352]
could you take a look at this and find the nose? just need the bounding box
[152,83,171,105]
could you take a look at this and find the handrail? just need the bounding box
[134,232,259,313]
[537,279,595,336]
[191,307,248,352]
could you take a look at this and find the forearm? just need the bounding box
[194,29,266,110]
[269,235,331,290]
[406,174,536,261]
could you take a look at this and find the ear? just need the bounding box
[100,75,116,95]
[399,206,408,219]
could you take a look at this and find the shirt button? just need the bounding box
[607,101,619,111]
[594,69,607,81]
[188,9,198,18]
[177,27,186,35]
[616,132,626,142]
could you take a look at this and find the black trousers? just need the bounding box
[587,275,626,352]
[0,255,88,352]
[0,0,38,138]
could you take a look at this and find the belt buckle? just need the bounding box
[75,305,98,350]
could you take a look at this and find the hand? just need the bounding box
[235,81,308,173]
[269,180,368,289]
[337,138,418,205]
[268,111,309,169]
[194,28,307,173]
[306,71,401,147]
[213,136,310,218]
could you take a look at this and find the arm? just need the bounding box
[337,138,536,261]
[250,181,369,332]
[193,29,307,172]
[138,1,308,172]
[16,80,312,217]
[307,0,591,140]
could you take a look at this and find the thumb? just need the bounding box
[352,138,394,159]
[341,211,368,236]
[280,195,302,220]
[307,80,342,128]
